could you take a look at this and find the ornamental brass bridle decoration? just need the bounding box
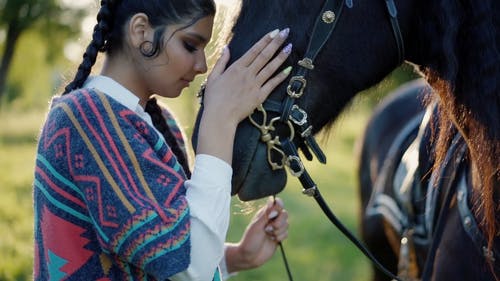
[248,104,294,171]
[249,104,308,177]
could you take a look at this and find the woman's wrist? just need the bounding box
[196,111,238,164]
[220,244,239,279]
[224,243,249,273]
[224,242,262,273]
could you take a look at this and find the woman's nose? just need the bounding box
[194,54,208,74]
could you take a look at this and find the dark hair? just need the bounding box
[63,0,216,94]
[62,0,215,176]
[145,98,192,177]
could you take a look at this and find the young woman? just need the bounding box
[33,0,292,280]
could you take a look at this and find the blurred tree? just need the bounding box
[0,0,86,105]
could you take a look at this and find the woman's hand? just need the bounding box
[205,28,292,125]
[196,29,292,164]
[224,197,289,273]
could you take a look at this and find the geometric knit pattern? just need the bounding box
[33,89,190,281]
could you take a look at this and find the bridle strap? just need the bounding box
[272,0,346,164]
[385,0,405,64]
[281,137,402,281]
[305,0,345,63]
[421,135,466,279]
[280,0,345,123]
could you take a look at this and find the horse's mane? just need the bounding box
[415,0,500,258]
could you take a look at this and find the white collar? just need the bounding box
[83,75,165,142]
[83,75,158,131]
[83,75,141,112]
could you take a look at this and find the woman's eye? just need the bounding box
[183,42,198,53]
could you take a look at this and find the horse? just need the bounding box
[192,0,500,280]
[357,79,500,280]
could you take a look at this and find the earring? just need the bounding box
[139,41,155,57]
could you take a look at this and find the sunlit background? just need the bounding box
[0,1,418,280]
[63,0,239,62]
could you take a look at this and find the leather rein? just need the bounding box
[248,0,404,280]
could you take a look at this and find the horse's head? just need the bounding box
[193,0,420,200]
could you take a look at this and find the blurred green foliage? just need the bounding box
[0,0,87,108]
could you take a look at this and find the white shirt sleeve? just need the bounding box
[170,154,232,281]
[219,245,238,280]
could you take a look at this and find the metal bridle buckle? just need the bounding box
[290,105,314,138]
[287,76,307,98]
[289,105,308,126]
[286,155,305,177]
[298,58,315,70]
[249,105,295,170]
[302,186,318,197]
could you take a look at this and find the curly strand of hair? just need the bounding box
[145,98,192,178]
[62,1,114,95]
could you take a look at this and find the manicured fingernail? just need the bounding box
[268,210,279,220]
[282,43,293,54]
[283,66,293,75]
[275,198,284,208]
[269,29,280,38]
[221,45,228,55]
[279,28,290,38]
[265,225,274,233]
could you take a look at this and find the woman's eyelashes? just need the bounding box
[183,41,198,53]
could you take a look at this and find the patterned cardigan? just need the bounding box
[33,89,192,280]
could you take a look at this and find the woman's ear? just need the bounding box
[127,13,153,49]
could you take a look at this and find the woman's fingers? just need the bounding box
[274,231,289,242]
[239,29,279,66]
[248,28,290,74]
[265,220,289,242]
[265,197,288,242]
[271,210,288,231]
[258,66,292,101]
[256,43,292,84]
[203,28,291,124]
[208,46,230,80]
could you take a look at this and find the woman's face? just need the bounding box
[137,15,214,100]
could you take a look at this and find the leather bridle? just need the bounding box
[248,0,405,280]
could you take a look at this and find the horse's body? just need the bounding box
[359,79,500,280]
[193,0,500,279]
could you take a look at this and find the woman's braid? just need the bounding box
[62,0,118,95]
[145,98,192,178]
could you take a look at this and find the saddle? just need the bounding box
[365,104,433,244]
[365,103,497,278]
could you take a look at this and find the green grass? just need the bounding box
[0,111,41,281]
